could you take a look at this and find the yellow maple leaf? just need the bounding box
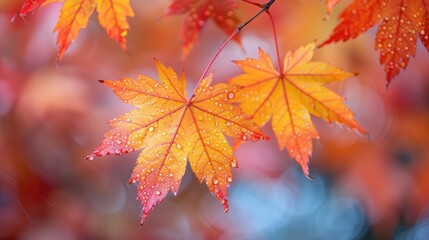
[229,43,367,176]
[87,60,268,224]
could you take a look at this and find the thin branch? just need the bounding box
[189,0,277,102]
[240,0,264,8]
[266,10,283,73]
[238,0,276,31]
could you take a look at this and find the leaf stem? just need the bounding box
[266,10,283,73]
[240,0,263,7]
[238,0,276,31]
[189,0,277,101]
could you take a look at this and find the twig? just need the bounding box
[189,0,277,100]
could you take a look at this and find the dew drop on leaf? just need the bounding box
[231,161,237,168]
[88,60,268,225]
[227,92,235,99]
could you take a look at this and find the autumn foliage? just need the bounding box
[16,0,134,60]
[164,0,241,57]
[9,0,429,228]
[321,0,429,83]
[86,60,268,223]
[230,44,366,177]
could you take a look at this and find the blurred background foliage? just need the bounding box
[1,0,429,239]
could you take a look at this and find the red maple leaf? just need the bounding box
[164,0,241,57]
[321,0,429,83]
[15,0,46,19]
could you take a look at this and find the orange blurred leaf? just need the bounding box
[164,0,241,57]
[54,0,96,60]
[18,0,134,60]
[320,0,429,83]
[96,0,134,50]
[87,60,268,224]
[229,43,366,177]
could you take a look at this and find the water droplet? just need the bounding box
[227,177,232,183]
[213,178,219,185]
[148,126,155,132]
[87,155,94,160]
[223,205,229,213]
[176,143,182,149]
[116,140,122,144]
[242,135,247,141]
[197,115,203,121]
[120,30,128,37]
[227,92,235,99]
[155,190,161,196]
[231,161,237,168]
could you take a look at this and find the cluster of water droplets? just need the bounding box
[184,3,238,32]
[133,155,183,218]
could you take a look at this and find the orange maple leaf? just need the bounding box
[320,0,429,83]
[229,43,366,177]
[164,0,241,57]
[17,0,134,60]
[86,60,268,224]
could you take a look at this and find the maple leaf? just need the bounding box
[16,0,46,17]
[86,60,268,224]
[164,0,241,57]
[16,0,134,60]
[13,0,61,21]
[55,0,134,60]
[53,0,96,60]
[320,0,429,83]
[229,43,366,177]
